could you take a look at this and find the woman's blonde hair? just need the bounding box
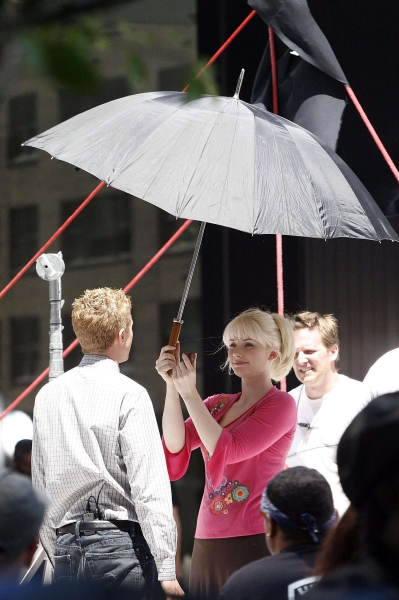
[72,287,132,354]
[222,308,295,381]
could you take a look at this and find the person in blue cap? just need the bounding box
[219,466,336,600]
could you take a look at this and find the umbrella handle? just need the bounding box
[167,320,196,375]
[167,319,183,376]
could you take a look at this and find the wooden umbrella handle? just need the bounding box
[166,321,196,376]
[167,320,182,376]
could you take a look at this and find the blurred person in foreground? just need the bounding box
[13,439,32,478]
[219,466,336,600]
[286,311,371,515]
[363,347,399,399]
[306,391,399,599]
[32,288,183,600]
[0,468,47,583]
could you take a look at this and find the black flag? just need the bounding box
[249,0,348,150]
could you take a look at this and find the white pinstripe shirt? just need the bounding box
[32,355,176,580]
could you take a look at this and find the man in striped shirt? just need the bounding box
[32,287,183,599]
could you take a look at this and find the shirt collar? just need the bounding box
[79,354,120,372]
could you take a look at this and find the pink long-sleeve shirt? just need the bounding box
[163,388,296,539]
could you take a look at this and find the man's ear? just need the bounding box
[264,513,278,538]
[329,344,339,362]
[264,513,273,537]
[117,328,125,344]
[269,517,279,539]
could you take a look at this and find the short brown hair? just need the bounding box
[72,288,132,354]
[289,311,339,355]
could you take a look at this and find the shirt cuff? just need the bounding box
[156,556,176,581]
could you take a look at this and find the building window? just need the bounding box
[59,77,131,122]
[11,317,40,386]
[60,194,132,265]
[160,300,203,371]
[9,206,39,274]
[159,211,200,254]
[7,93,39,165]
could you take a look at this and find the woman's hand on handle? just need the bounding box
[156,343,180,384]
[172,353,197,399]
[158,342,187,454]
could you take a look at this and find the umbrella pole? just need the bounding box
[167,221,206,373]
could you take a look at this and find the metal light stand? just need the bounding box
[21,252,65,586]
[36,252,65,380]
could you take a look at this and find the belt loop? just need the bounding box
[75,520,82,548]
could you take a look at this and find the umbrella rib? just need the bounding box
[129,96,231,205]
[269,115,290,233]
[108,94,189,184]
[269,114,327,237]
[217,101,241,218]
[178,99,241,216]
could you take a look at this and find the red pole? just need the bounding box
[268,27,279,115]
[268,27,286,391]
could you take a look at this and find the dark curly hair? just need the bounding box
[267,466,334,544]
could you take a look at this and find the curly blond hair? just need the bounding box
[222,308,296,381]
[72,288,132,354]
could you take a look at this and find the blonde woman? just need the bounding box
[156,308,297,599]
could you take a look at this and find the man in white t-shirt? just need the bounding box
[364,347,399,399]
[286,311,371,515]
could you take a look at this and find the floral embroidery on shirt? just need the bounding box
[210,397,228,417]
[207,478,250,515]
[232,485,250,502]
[210,498,226,514]
[201,444,211,461]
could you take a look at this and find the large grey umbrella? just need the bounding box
[23,77,399,344]
[24,85,397,241]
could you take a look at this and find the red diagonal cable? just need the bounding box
[0,218,193,421]
[182,10,256,93]
[0,181,106,299]
[345,85,399,183]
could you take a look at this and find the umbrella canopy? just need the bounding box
[24,90,398,242]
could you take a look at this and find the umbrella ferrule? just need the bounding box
[233,69,245,99]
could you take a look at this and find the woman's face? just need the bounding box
[227,337,275,379]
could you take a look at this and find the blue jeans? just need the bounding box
[54,522,156,599]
